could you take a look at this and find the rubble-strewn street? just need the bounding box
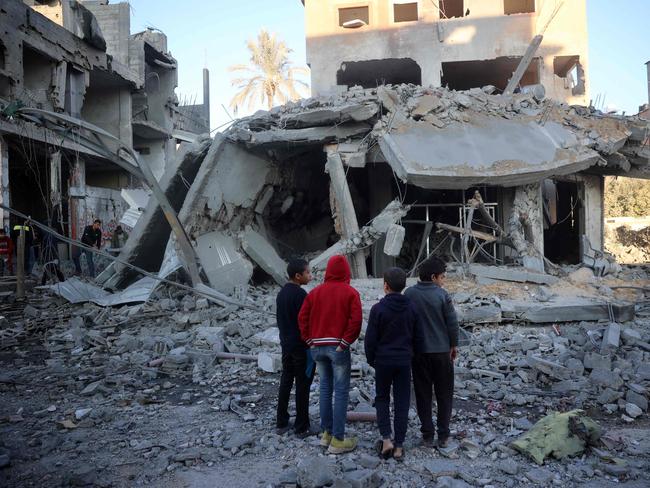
[2,265,649,487]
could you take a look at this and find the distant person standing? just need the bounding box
[110,225,128,253]
[11,221,34,273]
[74,219,102,277]
[0,229,14,275]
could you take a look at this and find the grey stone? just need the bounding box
[621,328,642,344]
[636,363,650,381]
[524,467,553,485]
[625,403,642,418]
[498,458,519,475]
[583,353,611,371]
[597,388,622,405]
[357,454,380,469]
[565,358,584,375]
[526,354,569,380]
[297,456,336,488]
[279,469,297,485]
[241,226,287,286]
[80,380,103,396]
[626,390,648,411]
[342,469,381,488]
[24,305,40,318]
[600,323,620,354]
[223,432,254,450]
[436,476,472,488]
[589,369,623,389]
[514,418,533,430]
[340,458,357,472]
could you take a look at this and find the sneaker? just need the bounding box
[437,437,450,448]
[319,431,332,447]
[421,435,435,447]
[327,436,357,454]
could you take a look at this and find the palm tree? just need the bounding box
[229,30,309,113]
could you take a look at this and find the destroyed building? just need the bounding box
[0,0,209,246]
[300,0,588,104]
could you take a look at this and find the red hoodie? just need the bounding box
[298,255,362,350]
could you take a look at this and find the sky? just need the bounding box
[125,0,649,131]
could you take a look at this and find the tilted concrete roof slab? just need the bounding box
[379,119,600,189]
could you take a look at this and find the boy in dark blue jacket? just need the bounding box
[364,267,418,460]
[276,259,314,437]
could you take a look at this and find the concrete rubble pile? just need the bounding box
[1,263,649,486]
[91,83,649,301]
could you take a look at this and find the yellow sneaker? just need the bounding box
[327,436,357,454]
[319,431,332,447]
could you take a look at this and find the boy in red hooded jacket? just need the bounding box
[299,255,362,454]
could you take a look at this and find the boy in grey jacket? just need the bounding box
[404,256,459,448]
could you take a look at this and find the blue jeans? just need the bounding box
[311,345,351,440]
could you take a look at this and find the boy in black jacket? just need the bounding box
[364,267,418,460]
[276,259,314,437]
[405,256,459,448]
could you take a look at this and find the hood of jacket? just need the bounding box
[324,255,351,284]
[380,292,410,313]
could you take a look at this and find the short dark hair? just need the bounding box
[287,258,308,279]
[418,256,446,282]
[94,219,101,224]
[0,229,5,234]
[384,267,407,293]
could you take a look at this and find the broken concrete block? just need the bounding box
[625,390,648,411]
[341,469,382,488]
[411,94,442,117]
[297,456,336,488]
[511,409,601,465]
[583,352,611,371]
[383,223,405,257]
[253,327,281,347]
[195,232,253,295]
[589,368,623,389]
[625,403,642,418]
[468,264,558,285]
[600,322,621,354]
[241,226,287,286]
[257,352,282,373]
[525,354,569,380]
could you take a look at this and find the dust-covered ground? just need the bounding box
[1,267,649,487]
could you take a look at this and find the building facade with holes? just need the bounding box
[0,0,209,257]
[300,0,588,104]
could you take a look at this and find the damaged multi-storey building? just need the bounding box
[0,0,209,248]
[85,0,648,303]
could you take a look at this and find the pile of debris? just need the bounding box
[606,225,650,264]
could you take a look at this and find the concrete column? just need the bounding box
[0,136,9,231]
[580,175,604,252]
[68,156,86,241]
[325,152,367,278]
[50,151,62,212]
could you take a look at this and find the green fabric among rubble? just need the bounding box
[511,409,602,465]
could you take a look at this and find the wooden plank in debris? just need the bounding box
[436,222,497,243]
[469,264,558,285]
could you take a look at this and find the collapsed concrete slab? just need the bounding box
[379,119,600,189]
[97,136,211,289]
[241,226,287,286]
[500,299,635,323]
[468,264,558,285]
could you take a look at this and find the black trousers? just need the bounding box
[374,363,411,447]
[412,352,454,439]
[276,346,314,433]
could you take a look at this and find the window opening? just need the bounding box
[339,6,369,28]
[504,0,535,15]
[394,1,418,22]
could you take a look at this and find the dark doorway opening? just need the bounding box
[441,57,540,92]
[543,180,582,264]
[337,58,422,89]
